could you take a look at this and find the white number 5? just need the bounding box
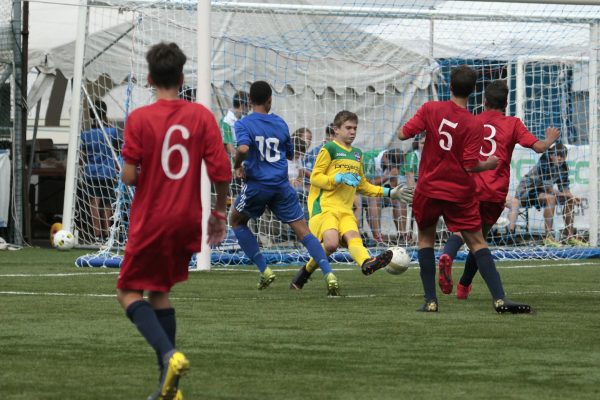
[161,124,190,180]
[438,118,457,151]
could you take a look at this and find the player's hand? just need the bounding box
[335,173,360,187]
[545,127,560,144]
[483,155,499,171]
[207,211,227,246]
[390,184,414,204]
[235,167,246,180]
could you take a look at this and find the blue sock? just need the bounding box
[233,225,267,272]
[301,233,332,275]
[473,248,505,300]
[126,301,174,364]
[459,252,478,286]
[154,308,176,371]
[442,234,464,259]
[418,248,437,301]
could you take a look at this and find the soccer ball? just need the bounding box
[385,246,411,275]
[53,230,75,251]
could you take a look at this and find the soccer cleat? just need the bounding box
[438,253,454,295]
[543,236,562,248]
[289,264,312,290]
[361,250,393,276]
[494,298,532,314]
[566,237,589,247]
[416,299,438,312]
[456,283,472,300]
[257,267,276,290]
[148,351,190,400]
[325,272,340,297]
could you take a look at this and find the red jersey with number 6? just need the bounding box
[402,100,484,202]
[118,99,231,291]
[474,110,538,203]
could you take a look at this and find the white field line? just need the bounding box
[0,261,597,278]
[1,290,599,301]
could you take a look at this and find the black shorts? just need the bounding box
[518,189,543,210]
[85,177,116,206]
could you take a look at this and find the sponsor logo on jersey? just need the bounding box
[336,152,347,157]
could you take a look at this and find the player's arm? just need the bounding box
[397,103,427,140]
[356,166,385,197]
[532,127,560,153]
[466,156,499,173]
[233,120,251,179]
[121,163,138,186]
[310,147,336,189]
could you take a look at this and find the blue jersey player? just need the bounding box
[229,81,340,296]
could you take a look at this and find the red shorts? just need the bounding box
[117,249,193,292]
[479,200,505,226]
[412,191,481,232]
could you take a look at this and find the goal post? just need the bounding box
[60,0,600,269]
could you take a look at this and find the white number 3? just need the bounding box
[438,118,457,151]
[161,124,190,180]
[480,124,497,157]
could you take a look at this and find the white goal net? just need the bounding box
[60,0,600,268]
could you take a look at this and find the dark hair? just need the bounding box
[450,65,477,98]
[233,91,249,108]
[484,80,509,110]
[292,136,307,157]
[293,127,312,140]
[385,148,404,169]
[325,123,335,137]
[547,143,568,159]
[249,81,272,106]
[146,42,187,89]
[89,100,108,127]
[333,110,358,128]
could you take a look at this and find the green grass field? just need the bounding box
[1,248,600,400]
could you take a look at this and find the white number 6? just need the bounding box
[161,124,190,180]
[438,118,457,151]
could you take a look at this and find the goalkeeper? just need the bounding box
[290,110,413,290]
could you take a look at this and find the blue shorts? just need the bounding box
[234,182,305,223]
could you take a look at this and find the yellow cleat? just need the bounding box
[543,236,562,248]
[325,272,340,297]
[160,351,190,400]
[566,237,589,247]
[174,389,183,400]
[257,267,276,290]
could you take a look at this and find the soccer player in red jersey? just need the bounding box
[117,42,232,399]
[398,65,531,313]
[436,80,559,299]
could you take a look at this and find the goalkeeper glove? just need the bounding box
[388,184,414,204]
[334,173,361,187]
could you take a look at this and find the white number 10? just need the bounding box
[161,124,190,180]
[438,118,457,151]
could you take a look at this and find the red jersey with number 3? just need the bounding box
[474,110,538,202]
[402,100,483,202]
[118,99,231,291]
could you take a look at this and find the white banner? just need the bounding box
[509,144,590,232]
[0,150,9,228]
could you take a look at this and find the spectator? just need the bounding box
[403,134,425,189]
[288,135,307,192]
[80,100,119,242]
[365,148,409,244]
[219,91,250,161]
[302,123,335,184]
[515,143,587,247]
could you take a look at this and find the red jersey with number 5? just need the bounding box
[402,100,484,202]
[474,110,538,202]
[121,99,231,261]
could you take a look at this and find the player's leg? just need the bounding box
[438,232,463,295]
[230,185,274,289]
[456,223,491,300]
[341,214,392,276]
[460,230,531,313]
[538,192,560,246]
[415,224,438,312]
[147,291,189,400]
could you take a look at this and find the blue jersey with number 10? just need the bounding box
[235,112,293,187]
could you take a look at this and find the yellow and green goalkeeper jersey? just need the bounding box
[308,140,384,218]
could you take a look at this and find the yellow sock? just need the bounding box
[347,237,370,266]
[306,257,319,273]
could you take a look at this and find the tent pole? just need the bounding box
[62,0,89,237]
